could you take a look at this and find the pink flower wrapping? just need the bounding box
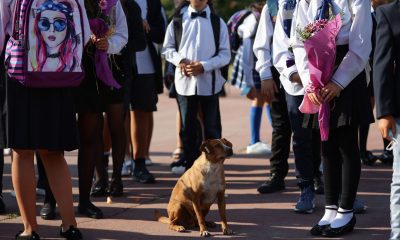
[298,14,342,141]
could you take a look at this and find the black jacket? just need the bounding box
[373,0,400,119]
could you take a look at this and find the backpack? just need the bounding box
[5,0,86,88]
[173,11,228,95]
[227,10,259,52]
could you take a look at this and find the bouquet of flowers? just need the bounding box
[89,0,121,89]
[297,5,342,141]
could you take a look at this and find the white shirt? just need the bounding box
[291,0,372,89]
[107,1,129,55]
[135,0,148,20]
[162,5,231,96]
[271,1,304,96]
[238,13,258,86]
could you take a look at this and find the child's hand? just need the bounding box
[186,62,204,76]
[179,59,191,77]
[143,20,151,33]
[95,38,109,51]
[308,92,322,106]
[321,82,341,102]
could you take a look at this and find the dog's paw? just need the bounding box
[176,226,186,232]
[200,230,211,237]
[223,228,234,235]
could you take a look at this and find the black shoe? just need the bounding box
[60,225,82,240]
[257,177,285,194]
[360,151,378,166]
[132,167,156,184]
[40,202,56,220]
[322,215,356,237]
[90,182,108,197]
[0,194,5,213]
[379,150,393,165]
[314,176,324,195]
[109,179,123,197]
[15,231,40,240]
[310,224,329,236]
[170,159,186,169]
[78,202,103,219]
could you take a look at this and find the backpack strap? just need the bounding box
[173,14,183,52]
[210,12,220,95]
[11,0,22,39]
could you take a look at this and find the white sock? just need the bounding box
[330,208,354,228]
[318,205,338,225]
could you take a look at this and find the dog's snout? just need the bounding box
[225,146,233,157]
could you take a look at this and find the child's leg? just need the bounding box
[265,104,273,127]
[12,149,36,234]
[38,150,77,229]
[106,104,126,186]
[200,95,222,140]
[249,95,264,145]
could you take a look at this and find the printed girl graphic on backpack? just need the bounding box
[29,0,83,72]
[5,0,86,88]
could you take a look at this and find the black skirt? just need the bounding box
[303,45,374,129]
[5,79,79,151]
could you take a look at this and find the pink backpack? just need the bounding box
[5,0,86,88]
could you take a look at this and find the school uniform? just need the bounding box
[76,1,128,114]
[292,0,373,210]
[131,0,165,112]
[0,0,91,151]
[163,5,231,168]
[269,0,322,191]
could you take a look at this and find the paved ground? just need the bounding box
[0,86,393,239]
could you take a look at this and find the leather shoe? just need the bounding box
[40,202,56,220]
[310,224,329,236]
[379,150,393,165]
[78,202,103,219]
[314,176,324,195]
[15,231,40,240]
[109,179,123,197]
[90,182,108,197]
[322,215,356,237]
[257,176,285,194]
[360,151,378,166]
[60,225,82,240]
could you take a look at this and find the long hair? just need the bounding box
[34,1,79,72]
[172,0,215,18]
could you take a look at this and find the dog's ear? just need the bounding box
[200,140,213,154]
[221,138,233,148]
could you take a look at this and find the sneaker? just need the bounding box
[314,176,324,195]
[353,199,366,214]
[145,158,153,166]
[171,165,186,175]
[132,167,156,184]
[257,176,285,194]
[294,185,315,214]
[36,188,45,196]
[121,159,133,176]
[360,151,378,166]
[246,142,272,155]
[0,194,5,213]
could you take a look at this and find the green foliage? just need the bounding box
[161,0,264,21]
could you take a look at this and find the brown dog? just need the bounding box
[156,138,234,237]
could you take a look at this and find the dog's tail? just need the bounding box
[154,210,170,224]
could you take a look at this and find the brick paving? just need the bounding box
[0,86,392,239]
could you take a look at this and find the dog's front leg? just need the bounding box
[217,191,234,235]
[192,199,210,237]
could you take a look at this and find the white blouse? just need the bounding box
[291,0,372,89]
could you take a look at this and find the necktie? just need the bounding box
[191,11,207,19]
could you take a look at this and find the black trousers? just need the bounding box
[0,151,3,194]
[322,126,360,209]
[177,94,222,168]
[268,84,291,180]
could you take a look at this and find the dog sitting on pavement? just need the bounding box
[156,138,234,237]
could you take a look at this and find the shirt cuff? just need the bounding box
[171,54,185,67]
[331,77,345,90]
[259,67,273,81]
[200,61,212,72]
[282,65,298,81]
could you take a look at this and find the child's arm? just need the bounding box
[272,3,298,84]
[254,4,274,82]
[199,19,231,72]
[240,14,258,87]
[330,0,372,90]
[106,1,128,54]
[0,0,12,55]
[162,22,186,67]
